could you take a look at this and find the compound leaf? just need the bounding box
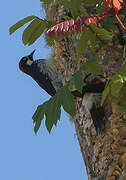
[60,86,76,117]
[45,93,61,133]
[9,16,36,35]
[40,0,52,4]
[77,29,89,57]
[90,24,112,41]
[81,57,102,75]
[72,71,83,93]
[22,18,46,45]
[32,101,48,134]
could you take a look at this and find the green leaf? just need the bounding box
[40,0,52,4]
[57,0,69,7]
[45,34,61,47]
[110,75,124,98]
[45,94,61,133]
[45,34,54,46]
[61,86,76,117]
[9,16,36,35]
[81,57,102,75]
[96,0,104,14]
[101,84,110,105]
[118,104,126,115]
[33,92,62,134]
[32,84,76,133]
[118,63,126,81]
[100,17,117,31]
[90,24,112,41]
[116,85,126,113]
[22,18,46,45]
[84,0,95,4]
[72,71,83,93]
[68,0,82,17]
[79,7,88,17]
[76,29,89,57]
[101,63,126,110]
[88,30,97,53]
[57,0,84,17]
[32,101,48,134]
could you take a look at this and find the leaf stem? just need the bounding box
[115,14,126,32]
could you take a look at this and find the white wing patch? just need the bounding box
[82,93,101,113]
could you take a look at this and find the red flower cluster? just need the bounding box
[100,0,124,17]
[46,0,125,37]
[47,17,93,37]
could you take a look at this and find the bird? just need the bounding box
[82,89,106,132]
[19,50,106,132]
[19,50,86,97]
[19,50,63,96]
[72,82,106,132]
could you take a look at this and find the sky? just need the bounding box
[0,0,88,179]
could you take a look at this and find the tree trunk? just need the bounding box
[44,1,126,179]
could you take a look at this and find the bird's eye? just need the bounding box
[23,57,28,61]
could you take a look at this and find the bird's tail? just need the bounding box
[90,103,106,133]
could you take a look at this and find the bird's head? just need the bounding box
[19,50,35,73]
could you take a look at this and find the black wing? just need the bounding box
[30,60,57,96]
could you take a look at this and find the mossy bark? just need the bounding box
[44,1,126,179]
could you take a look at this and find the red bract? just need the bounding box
[46,0,125,37]
[47,16,96,37]
[75,17,82,32]
[69,19,75,34]
[97,0,123,19]
[47,19,75,37]
[112,0,123,11]
[47,25,58,37]
[104,0,114,15]
[104,0,123,14]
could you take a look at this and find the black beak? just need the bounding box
[28,49,36,60]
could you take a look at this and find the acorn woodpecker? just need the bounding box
[81,82,106,132]
[19,50,106,132]
[19,50,63,96]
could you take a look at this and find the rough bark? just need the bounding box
[44,1,126,179]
